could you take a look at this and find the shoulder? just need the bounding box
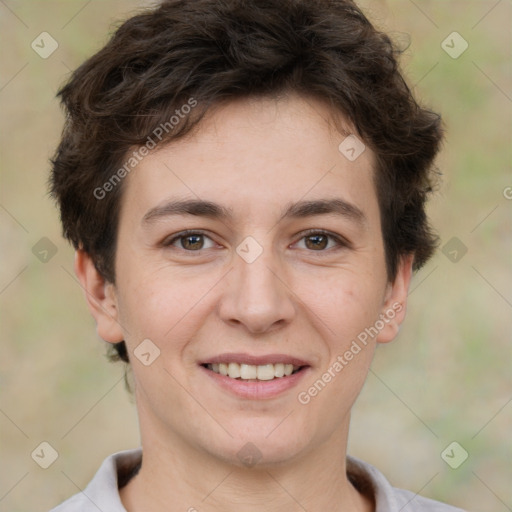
[49,492,89,512]
[347,455,468,512]
[48,448,142,512]
[392,487,468,511]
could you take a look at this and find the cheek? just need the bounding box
[293,279,382,445]
[296,270,385,348]
[115,269,215,355]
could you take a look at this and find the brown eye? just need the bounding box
[164,231,216,251]
[180,234,204,250]
[305,234,329,250]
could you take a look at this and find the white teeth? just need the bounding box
[257,364,275,381]
[240,364,257,379]
[274,363,285,378]
[228,362,241,378]
[206,362,302,380]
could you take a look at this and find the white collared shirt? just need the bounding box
[49,449,467,511]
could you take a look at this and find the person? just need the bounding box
[48,0,465,510]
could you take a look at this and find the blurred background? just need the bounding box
[1,1,510,510]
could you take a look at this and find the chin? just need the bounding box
[200,420,312,469]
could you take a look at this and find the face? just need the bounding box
[78,93,412,468]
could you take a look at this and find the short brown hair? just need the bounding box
[50,0,443,363]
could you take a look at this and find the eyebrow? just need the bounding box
[141,197,366,226]
[142,199,233,224]
[279,198,366,225]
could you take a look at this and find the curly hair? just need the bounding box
[50,0,443,364]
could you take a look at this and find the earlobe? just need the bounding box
[376,254,414,344]
[74,250,125,344]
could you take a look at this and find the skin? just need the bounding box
[76,92,413,512]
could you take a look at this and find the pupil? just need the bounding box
[306,235,327,250]
[183,235,203,250]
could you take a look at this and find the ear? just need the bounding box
[376,254,414,344]
[74,249,124,344]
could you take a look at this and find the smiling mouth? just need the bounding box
[202,362,306,381]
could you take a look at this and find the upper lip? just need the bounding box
[201,353,311,367]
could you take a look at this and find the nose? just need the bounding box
[217,245,296,335]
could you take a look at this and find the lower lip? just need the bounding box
[199,365,310,400]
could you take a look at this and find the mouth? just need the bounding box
[199,353,311,399]
[201,362,305,381]
[199,354,312,401]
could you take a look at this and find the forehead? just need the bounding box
[120,93,378,225]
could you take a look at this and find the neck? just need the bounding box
[120,417,373,512]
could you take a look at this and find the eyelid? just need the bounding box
[162,229,217,249]
[292,228,351,251]
[161,228,351,252]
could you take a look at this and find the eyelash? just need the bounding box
[162,230,217,253]
[162,229,349,254]
[296,229,350,251]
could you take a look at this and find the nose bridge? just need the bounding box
[238,246,281,297]
[219,237,295,332]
